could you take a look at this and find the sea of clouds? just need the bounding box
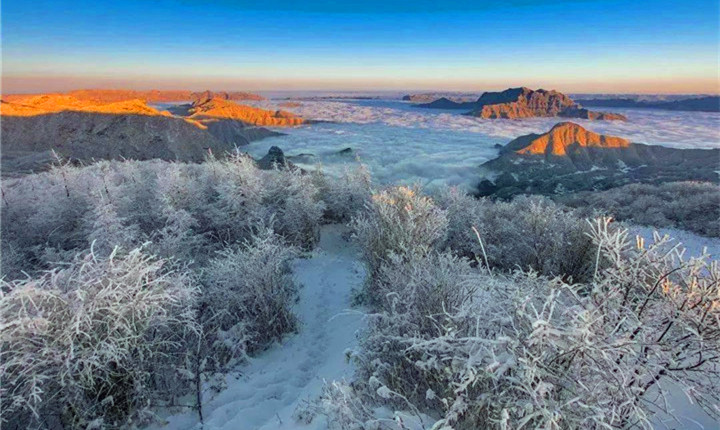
[245,99,720,190]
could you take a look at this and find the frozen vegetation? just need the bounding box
[563,181,720,237]
[1,155,718,429]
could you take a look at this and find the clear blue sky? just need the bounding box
[2,0,719,93]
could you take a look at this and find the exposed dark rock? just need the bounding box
[257,146,294,170]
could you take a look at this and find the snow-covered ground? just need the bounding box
[150,225,366,430]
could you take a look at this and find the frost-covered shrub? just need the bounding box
[348,219,720,429]
[1,164,92,276]
[562,181,720,237]
[316,164,372,223]
[261,166,326,249]
[1,157,326,276]
[86,197,141,257]
[478,196,596,282]
[0,248,198,429]
[200,229,299,370]
[353,251,484,409]
[433,186,488,259]
[351,186,448,287]
[435,189,596,282]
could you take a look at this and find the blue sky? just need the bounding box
[2,0,719,93]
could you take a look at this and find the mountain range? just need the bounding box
[417,87,627,120]
[574,96,720,112]
[0,92,304,176]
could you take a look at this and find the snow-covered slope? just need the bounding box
[151,225,366,430]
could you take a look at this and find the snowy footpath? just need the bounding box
[153,224,366,430]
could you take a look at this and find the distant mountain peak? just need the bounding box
[418,86,626,120]
[510,122,630,156]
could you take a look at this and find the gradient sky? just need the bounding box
[2,0,719,93]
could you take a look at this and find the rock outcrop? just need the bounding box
[477,122,719,198]
[500,122,630,157]
[190,90,265,105]
[558,106,627,121]
[257,146,295,170]
[418,87,626,120]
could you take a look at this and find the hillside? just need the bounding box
[478,122,719,197]
[0,94,287,176]
[501,121,631,156]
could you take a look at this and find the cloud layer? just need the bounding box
[245,100,720,190]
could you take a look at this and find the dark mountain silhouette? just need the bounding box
[574,96,720,112]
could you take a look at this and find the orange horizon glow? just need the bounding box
[3,75,719,96]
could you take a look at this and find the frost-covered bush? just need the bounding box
[0,247,198,429]
[477,196,596,282]
[315,164,372,223]
[436,189,596,282]
[1,163,92,277]
[345,218,720,429]
[433,186,487,259]
[0,157,324,426]
[200,229,299,370]
[562,181,720,237]
[260,166,326,248]
[351,186,448,289]
[1,157,326,276]
[353,251,484,410]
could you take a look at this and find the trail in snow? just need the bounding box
[154,224,366,430]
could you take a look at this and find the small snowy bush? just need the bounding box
[261,166,326,249]
[0,247,198,429]
[351,186,448,291]
[200,229,299,370]
[316,164,372,223]
[435,189,596,282]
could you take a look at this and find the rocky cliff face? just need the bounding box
[418,87,626,120]
[478,122,719,197]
